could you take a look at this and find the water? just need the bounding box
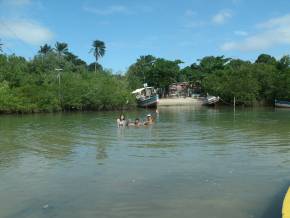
[0,107,289,218]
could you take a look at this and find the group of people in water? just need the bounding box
[117,113,154,127]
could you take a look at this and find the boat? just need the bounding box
[202,95,220,106]
[275,99,290,108]
[132,86,159,108]
[282,187,290,218]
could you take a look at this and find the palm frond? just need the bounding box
[91,40,106,62]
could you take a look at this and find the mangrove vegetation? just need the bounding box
[1,37,290,113]
[127,54,290,106]
[0,40,134,113]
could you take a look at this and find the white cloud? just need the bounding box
[234,30,248,36]
[221,13,290,52]
[257,14,290,29]
[83,5,129,16]
[182,10,205,28]
[212,10,232,24]
[0,20,53,45]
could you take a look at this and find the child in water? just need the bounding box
[144,114,154,125]
[134,118,142,127]
[117,114,154,127]
[117,114,127,127]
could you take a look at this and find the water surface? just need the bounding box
[0,107,289,218]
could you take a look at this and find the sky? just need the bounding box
[1,0,290,72]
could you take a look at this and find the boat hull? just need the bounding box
[202,96,220,106]
[275,100,290,108]
[137,95,159,108]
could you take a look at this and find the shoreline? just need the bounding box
[158,97,203,107]
[0,104,280,116]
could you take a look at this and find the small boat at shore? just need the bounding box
[202,95,220,106]
[283,187,290,218]
[132,86,159,108]
[275,100,290,108]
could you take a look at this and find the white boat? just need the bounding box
[132,86,159,108]
[275,100,290,108]
[202,95,220,106]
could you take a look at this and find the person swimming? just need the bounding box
[144,114,154,125]
[117,114,127,127]
[134,118,142,127]
[127,118,142,127]
[117,113,155,127]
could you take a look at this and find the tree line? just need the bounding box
[0,40,134,113]
[1,37,290,113]
[127,54,290,106]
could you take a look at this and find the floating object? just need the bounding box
[202,95,220,106]
[275,100,290,108]
[283,187,290,218]
[42,204,49,209]
[132,86,158,108]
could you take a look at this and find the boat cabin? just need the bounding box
[132,87,156,100]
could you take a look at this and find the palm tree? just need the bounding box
[38,44,52,63]
[0,39,3,53]
[54,42,68,58]
[90,40,105,73]
[38,44,52,55]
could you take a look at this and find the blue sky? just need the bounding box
[0,0,290,72]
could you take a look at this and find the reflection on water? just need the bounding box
[0,107,289,218]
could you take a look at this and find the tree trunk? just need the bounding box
[95,62,97,73]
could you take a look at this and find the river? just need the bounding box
[0,107,289,218]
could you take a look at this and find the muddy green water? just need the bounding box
[0,107,289,218]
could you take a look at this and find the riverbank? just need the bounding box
[158,97,203,106]
[1,52,289,114]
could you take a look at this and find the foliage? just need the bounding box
[126,55,182,91]
[54,42,68,57]
[255,54,277,65]
[127,53,290,106]
[1,40,290,112]
[0,81,22,112]
[90,40,106,73]
[0,39,3,53]
[0,45,133,113]
[199,56,231,74]
[203,63,260,105]
[88,62,103,72]
[38,44,53,55]
[199,55,289,105]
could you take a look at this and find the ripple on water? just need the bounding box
[0,109,289,218]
